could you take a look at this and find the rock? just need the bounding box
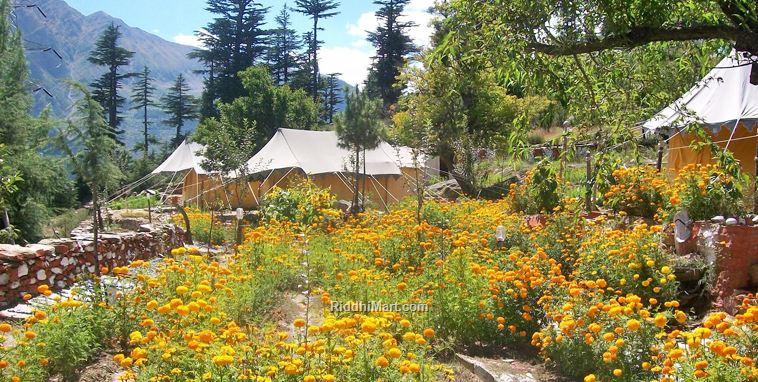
[752,215,758,224]
[0,244,54,262]
[36,269,46,281]
[725,217,738,226]
[674,266,703,282]
[17,263,28,278]
[428,179,462,200]
[711,216,725,224]
[332,200,352,213]
[138,224,153,232]
[0,273,8,286]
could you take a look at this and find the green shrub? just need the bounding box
[261,180,338,225]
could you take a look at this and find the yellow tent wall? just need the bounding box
[181,168,420,210]
[667,123,757,177]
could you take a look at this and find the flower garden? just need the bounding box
[0,165,756,382]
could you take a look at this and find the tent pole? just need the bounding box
[656,135,664,172]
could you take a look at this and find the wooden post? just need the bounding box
[754,147,758,214]
[656,135,664,172]
[585,148,592,213]
[208,207,214,255]
[147,196,152,224]
[560,134,568,180]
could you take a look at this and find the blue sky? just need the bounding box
[65,0,435,85]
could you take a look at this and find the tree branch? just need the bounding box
[527,25,758,55]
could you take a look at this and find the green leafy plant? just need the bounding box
[509,161,560,214]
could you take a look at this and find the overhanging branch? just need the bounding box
[527,25,758,55]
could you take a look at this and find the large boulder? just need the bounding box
[427,179,462,200]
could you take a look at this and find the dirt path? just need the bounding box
[271,290,324,337]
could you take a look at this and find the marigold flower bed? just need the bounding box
[0,196,755,382]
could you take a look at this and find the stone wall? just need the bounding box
[0,224,184,307]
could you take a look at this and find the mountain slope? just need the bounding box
[15,0,203,148]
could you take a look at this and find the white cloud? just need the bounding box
[325,1,437,86]
[173,33,203,48]
[319,46,372,86]
[347,12,379,40]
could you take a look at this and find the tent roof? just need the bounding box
[643,51,758,133]
[151,140,209,175]
[245,129,417,176]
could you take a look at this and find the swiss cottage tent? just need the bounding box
[150,140,228,207]
[153,129,438,209]
[240,128,438,209]
[643,51,758,176]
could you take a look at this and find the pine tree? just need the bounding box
[0,0,74,242]
[161,74,199,147]
[130,66,157,158]
[365,0,417,108]
[57,83,122,276]
[294,0,340,101]
[88,23,135,144]
[335,87,382,213]
[194,0,270,111]
[268,5,302,85]
[322,73,341,124]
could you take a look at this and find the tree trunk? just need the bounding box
[361,147,366,210]
[177,205,193,244]
[92,190,102,277]
[312,18,319,101]
[352,146,360,214]
[143,101,149,159]
[2,208,14,245]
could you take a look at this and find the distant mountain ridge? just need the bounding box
[15,0,351,149]
[16,0,204,148]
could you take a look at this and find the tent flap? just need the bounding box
[644,51,758,133]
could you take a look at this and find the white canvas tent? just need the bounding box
[241,128,437,208]
[152,130,438,209]
[245,128,435,176]
[151,140,210,175]
[643,51,758,175]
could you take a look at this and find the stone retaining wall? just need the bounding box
[0,224,184,307]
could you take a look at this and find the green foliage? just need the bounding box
[195,66,319,160]
[260,180,337,225]
[44,208,90,238]
[193,0,269,112]
[509,161,560,214]
[294,0,341,101]
[88,23,135,144]
[336,87,384,210]
[365,0,417,108]
[129,66,158,158]
[161,73,199,147]
[267,5,303,85]
[0,0,75,242]
[109,194,159,210]
[670,164,747,221]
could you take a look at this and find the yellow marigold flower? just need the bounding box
[626,319,641,331]
[375,356,390,367]
[654,314,667,328]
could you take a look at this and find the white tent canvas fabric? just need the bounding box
[151,140,209,175]
[643,51,758,133]
[245,128,420,176]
